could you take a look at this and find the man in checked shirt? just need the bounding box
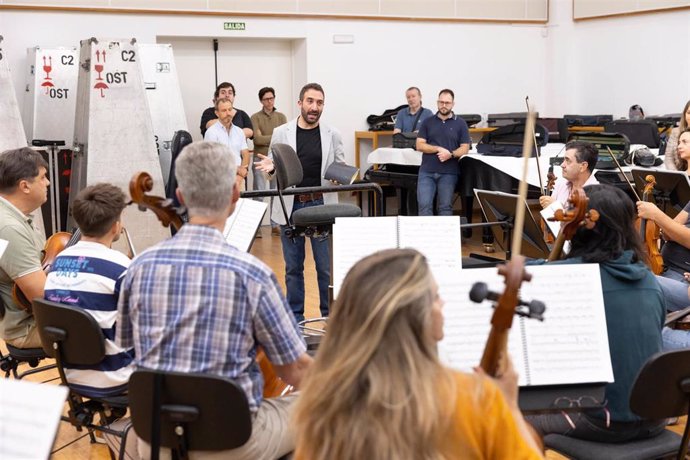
[111,141,312,460]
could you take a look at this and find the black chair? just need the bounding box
[545,349,690,459]
[32,298,131,460]
[271,143,361,238]
[128,369,252,460]
[604,120,661,148]
[0,343,56,380]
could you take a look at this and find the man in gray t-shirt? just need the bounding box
[393,86,433,134]
[0,147,50,349]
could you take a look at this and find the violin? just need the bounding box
[638,175,664,275]
[541,167,557,244]
[547,188,600,262]
[129,171,291,398]
[12,230,81,311]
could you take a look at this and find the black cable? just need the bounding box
[213,39,219,88]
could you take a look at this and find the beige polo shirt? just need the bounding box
[0,196,44,340]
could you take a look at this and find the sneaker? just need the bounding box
[271,227,280,237]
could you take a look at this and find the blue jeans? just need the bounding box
[417,170,457,216]
[280,199,330,322]
[656,269,689,312]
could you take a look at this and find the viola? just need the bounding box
[547,188,600,262]
[129,171,291,398]
[12,230,81,311]
[638,175,664,275]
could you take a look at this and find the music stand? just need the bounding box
[475,189,550,260]
[631,168,690,218]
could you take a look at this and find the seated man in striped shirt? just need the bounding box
[44,183,134,398]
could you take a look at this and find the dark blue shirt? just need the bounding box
[417,113,470,174]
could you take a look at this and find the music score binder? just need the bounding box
[222,198,268,252]
[332,216,462,298]
[325,162,359,185]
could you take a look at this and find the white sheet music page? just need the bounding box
[0,379,67,460]
[397,216,462,282]
[519,263,614,386]
[438,267,527,385]
[223,198,268,252]
[539,200,563,239]
[0,238,8,259]
[332,217,398,298]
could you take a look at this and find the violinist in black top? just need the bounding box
[528,184,666,443]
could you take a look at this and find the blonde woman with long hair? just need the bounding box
[293,248,542,459]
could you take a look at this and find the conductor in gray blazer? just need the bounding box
[254,82,345,322]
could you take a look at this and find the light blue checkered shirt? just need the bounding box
[116,224,305,412]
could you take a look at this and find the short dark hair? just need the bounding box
[213,82,235,100]
[406,87,421,96]
[565,140,599,174]
[258,87,275,101]
[71,183,127,237]
[299,83,324,101]
[567,184,646,264]
[214,97,232,110]
[0,147,49,193]
[438,89,454,100]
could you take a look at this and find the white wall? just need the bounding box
[2,3,689,165]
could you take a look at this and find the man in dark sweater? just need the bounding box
[199,81,253,138]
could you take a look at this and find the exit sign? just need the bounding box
[224,22,246,31]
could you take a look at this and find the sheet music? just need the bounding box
[0,238,8,259]
[438,264,613,387]
[438,267,527,385]
[332,217,398,298]
[222,198,268,252]
[519,264,614,385]
[397,216,462,282]
[0,379,68,460]
[539,200,563,239]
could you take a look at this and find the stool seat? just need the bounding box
[545,430,681,460]
[293,203,361,227]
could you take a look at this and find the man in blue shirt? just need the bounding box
[393,87,433,133]
[415,89,471,215]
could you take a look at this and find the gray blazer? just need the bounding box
[269,118,345,225]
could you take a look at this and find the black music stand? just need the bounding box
[631,168,690,218]
[475,190,550,260]
[474,190,549,259]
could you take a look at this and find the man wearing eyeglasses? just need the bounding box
[415,89,470,216]
[199,81,254,139]
[251,87,288,236]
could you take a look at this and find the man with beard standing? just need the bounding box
[415,89,470,216]
[254,83,345,322]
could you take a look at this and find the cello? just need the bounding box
[129,171,291,398]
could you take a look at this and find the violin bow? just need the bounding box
[607,146,641,201]
[525,96,545,196]
[511,110,537,256]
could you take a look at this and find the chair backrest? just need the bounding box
[166,130,193,203]
[604,120,660,148]
[630,348,690,419]
[128,369,252,452]
[271,143,303,190]
[32,298,106,365]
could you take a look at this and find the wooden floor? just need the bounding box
[4,224,686,459]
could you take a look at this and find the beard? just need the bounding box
[301,108,322,124]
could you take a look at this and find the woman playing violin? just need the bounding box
[0,147,50,349]
[663,100,690,171]
[293,248,542,460]
[528,184,666,442]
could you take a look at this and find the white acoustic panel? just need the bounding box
[71,37,171,251]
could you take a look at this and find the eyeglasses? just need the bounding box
[261,97,275,102]
[552,395,602,409]
[437,100,453,106]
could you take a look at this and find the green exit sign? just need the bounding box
[224,22,246,31]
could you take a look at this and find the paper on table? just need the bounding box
[0,379,68,460]
[397,216,462,282]
[223,198,268,252]
[332,216,398,298]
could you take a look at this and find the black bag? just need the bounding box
[366,104,408,131]
[557,132,630,170]
[392,132,418,149]
[477,122,548,157]
[563,114,613,127]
